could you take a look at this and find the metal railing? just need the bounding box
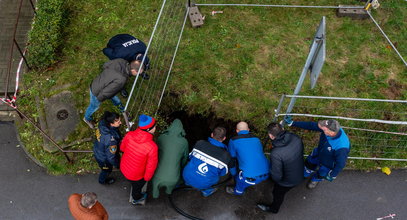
[274,94,407,161]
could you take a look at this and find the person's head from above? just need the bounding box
[80,192,97,209]
[267,122,284,140]
[138,114,156,134]
[130,59,145,76]
[318,119,340,137]
[236,121,249,133]
[103,111,121,128]
[211,126,227,142]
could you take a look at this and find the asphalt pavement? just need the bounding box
[1,121,406,220]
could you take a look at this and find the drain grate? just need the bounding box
[56,109,69,120]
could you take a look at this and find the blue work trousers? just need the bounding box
[305,148,331,181]
[234,171,269,195]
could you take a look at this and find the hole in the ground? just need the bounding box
[165,110,268,151]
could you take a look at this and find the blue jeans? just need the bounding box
[234,171,269,195]
[84,89,123,121]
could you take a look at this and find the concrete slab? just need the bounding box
[189,6,204,28]
[44,91,79,146]
[337,5,369,20]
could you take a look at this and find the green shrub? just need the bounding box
[28,0,66,69]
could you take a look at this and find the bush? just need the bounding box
[28,0,66,69]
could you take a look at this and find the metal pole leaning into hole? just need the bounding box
[366,10,407,67]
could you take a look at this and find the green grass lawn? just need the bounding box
[19,0,407,174]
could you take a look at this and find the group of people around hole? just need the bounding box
[70,34,351,219]
[69,112,350,219]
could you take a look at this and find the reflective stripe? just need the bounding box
[191,149,229,174]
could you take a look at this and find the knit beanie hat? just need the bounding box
[138,114,156,130]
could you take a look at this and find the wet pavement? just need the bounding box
[1,121,406,220]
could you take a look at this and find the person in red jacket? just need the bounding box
[120,114,158,205]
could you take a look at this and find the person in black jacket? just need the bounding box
[93,111,122,185]
[83,58,141,129]
[257,122,304,214]
[103,34,150,83]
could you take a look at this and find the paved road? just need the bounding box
[1,121,406,220]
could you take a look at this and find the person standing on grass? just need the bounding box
[182,127,235,197]
[120,114,158,205]
[225,121,269,196]
[68,192,108,220]
[103,34,150,87]
[83,58,143,129]
[257,122,304,214]
[284,117,350,189]
[93,111,122,185]
[151,119,189,198]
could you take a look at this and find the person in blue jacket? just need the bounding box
[103,34,150,83]
[182,127,235,197]
[284,117,350,189]
[226,121,269,195]
[93,111,122,185]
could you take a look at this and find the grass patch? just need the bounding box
[19,0,407,174]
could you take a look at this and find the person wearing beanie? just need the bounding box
[257,123,304,214]
[120,114,158,205]
[93,111,122,185]
[283,117,350,189]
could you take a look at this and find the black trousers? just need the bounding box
[271,183,293,212]
[130,179,146,200]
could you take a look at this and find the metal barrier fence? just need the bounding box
[274,94,407,161]
[124,0,189,128]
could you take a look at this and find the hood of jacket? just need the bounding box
[272,131,293,148]
[161,119,185,138]
[128,128,154,143]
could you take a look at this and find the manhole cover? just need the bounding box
[56,109,69,120]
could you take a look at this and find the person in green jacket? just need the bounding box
[152,119,189,198]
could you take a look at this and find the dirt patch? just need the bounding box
[381,79,405,99]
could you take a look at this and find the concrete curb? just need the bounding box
[12,120,46,169]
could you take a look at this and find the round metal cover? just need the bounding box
[56,109,69,120]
